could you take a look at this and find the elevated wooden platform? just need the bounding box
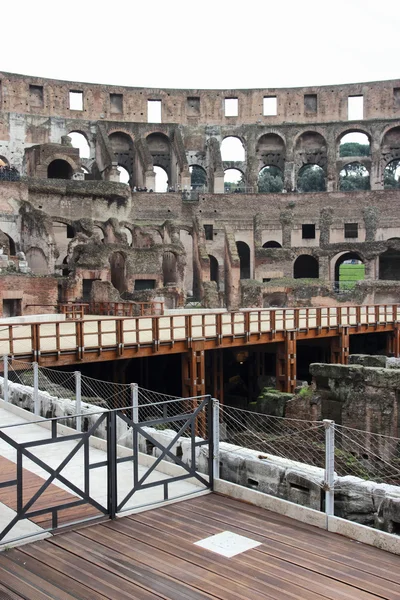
[0,493,399,599]
[1,304,399,393]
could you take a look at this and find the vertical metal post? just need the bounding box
[75,371,82,432]
[107,410,117,519]
[324,419,335,516]
[212,399,220,481]
[33,362,39,415]
[131,383,139,424]
[3,355,8,403]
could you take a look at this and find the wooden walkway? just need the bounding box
[0,493,399,599]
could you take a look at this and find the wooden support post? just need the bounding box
[330,326,350,364]
[387,322,400,357]
[276,331,297,393]
[181,344,206,436]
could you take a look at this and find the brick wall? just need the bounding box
[0,275,58,317]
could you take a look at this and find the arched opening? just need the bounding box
[293,255,319,279]
[67,132,90,159]
[258,166,284,193]
[26,247,48,275]
[384,159,400,189]
[62,256,70,277]
[379,248,400,280]
[120,226,133,246]
[236,241,251,279]
[92,225,105,242]
[190,165,207,190]
[209,255,219,287]
[154,166,168,192]
[0,231,16,256]
[334,253,365,289]
[262,241,282,248]
[339,162,370,191]
[109,132,134,177]
[47,159,73,179]
[339,132,370,157]
[162,251,177,285]
[0,156,9,167]
[147,133,171,185]
[117,165,130,185]
[256,133,285,171]
[110,252,127,293]
[221,137,245,162]
[297,164,326,192]
[224,168,244,193]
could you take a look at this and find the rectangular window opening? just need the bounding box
[344,223,358,238]
[394,88,400,110]
[29,85,44,108]
[304,94,317,114]
[302,224,316,239]
[204,224,213,240]
[69,91,83,111]
[134,279,156,291]
[263,96,277,116]
[110,93,123,114]
[225,98,238,117]
[348,95,363,120]
[147,100,162,123]
[187,96,200,116]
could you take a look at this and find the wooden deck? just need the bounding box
[0,493,399,599]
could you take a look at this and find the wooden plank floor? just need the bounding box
[0,493,399,599]
[0,456,99,531]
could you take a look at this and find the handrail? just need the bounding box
[59,301,165,319]
[0,303,397,362]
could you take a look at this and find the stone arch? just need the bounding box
[0,156,9,167]
[0,230,16,256]
[110,251,127,293]
[221,136,246,162]
[154,165,168,192]
[333,252,365,289]
[256,133,286,170]
[263,240,282,248]
[379,248,400,280]
[92,225,105,242]
[224,167,245,192]
[209,255,219,287]
[109,132,135,183]
[384,159,400,189]
[119,226,133,246]
[26,247,48,275]
[294,131,327,170]
[190,165,207,190]
[258,165,284,193]
[67,131,91,159]
[339,161,370,191]
[162,250,177,285]
[146,132,172,183]
[337,129,371,157]
[47,159,73,179]
[297,164,326,192]
[236,241,250,279]
[293,255,319,279]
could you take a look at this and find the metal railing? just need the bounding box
[0,395,214,546]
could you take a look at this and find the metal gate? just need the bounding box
[0,396,214,547]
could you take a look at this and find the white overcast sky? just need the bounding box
[2,0,399,89]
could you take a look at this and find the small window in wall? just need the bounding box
[134,279,156,291]
[69,91,83,111]
[147,100,161,123]
[394,88,400,110]
[110,93,123,114]
[2,299,21,318]
[345,223,358,238]
[225,98,238,117]
[187,96,200,116]
[302,224,316,239]
[263,96,277,116]
[304,94,317,114]
[348,95,363,120]
[66,224,74,238]
[204,224,213,240]
[29,85,44,108]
